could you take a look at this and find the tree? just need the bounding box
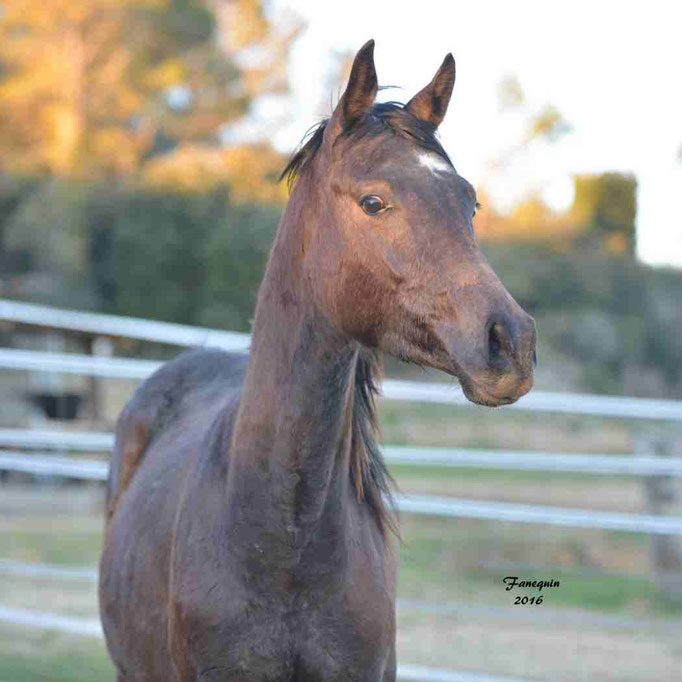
[0,0,299,189]
[571,173,637,256]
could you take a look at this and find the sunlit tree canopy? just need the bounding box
[0,0,299,192]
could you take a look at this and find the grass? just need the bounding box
[1,482,678,616]
[2,481,682,681]
[378,400,634,453]
[0,625,113,682]
[469,566,682,613]
[396,514,682,616]
[0,517,104,567]
[390,463,644,512]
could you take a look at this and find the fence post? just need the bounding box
[88,335,113,424]
[639,428,682,602]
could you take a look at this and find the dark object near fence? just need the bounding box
[99,40,536,681]
[28,392,83,420]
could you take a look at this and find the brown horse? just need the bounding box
[99,40,536,682]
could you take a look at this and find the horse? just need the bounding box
[99,40,536,682]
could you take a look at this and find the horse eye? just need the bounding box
[360,195,386,215]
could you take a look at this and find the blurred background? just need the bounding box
[0,1,681,680]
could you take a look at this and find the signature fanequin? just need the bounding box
[502,576,561,605]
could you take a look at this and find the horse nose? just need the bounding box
[487,312,536,373]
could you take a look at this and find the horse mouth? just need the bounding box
[457,372,533,408]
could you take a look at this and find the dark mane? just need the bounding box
[351,349,397,538]
[281,103,438,537]
[280,119,329,191]
[280,101,453,190]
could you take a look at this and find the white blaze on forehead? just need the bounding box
[417,152,453,175]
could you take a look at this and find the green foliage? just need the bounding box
[201,203,280,330]
[1,175,280,331]
[572,173,637,255]
[86,186,222,324]
[1,177,96,308]
[485,244,682,395]
[0,174,40,274]
[84,184,279,329]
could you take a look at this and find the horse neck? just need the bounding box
[226,187,359,551]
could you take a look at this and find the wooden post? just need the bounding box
[639,429,682,602]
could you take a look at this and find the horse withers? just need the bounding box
[99,40,536,682]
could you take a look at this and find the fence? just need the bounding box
[2,299,682,681]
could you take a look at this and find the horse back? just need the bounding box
[105,347,248,520]
[100,348,247,679]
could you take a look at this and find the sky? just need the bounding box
[257,0,682,268]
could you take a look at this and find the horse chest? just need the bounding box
[170,538,394,682]
[176,596,393,682]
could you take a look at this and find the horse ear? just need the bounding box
[406,53,456,128]
[325,40,378,142]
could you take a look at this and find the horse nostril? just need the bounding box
[488,322,505,364]
[533,349,538,367]
[487,317,519,368]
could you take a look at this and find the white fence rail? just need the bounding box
[0,428,113,451]
[398,494,682,535]
[0,348,159,379]
[2,429,682,476]
[2,347,682,421]
[2,301,682,681]
[384,446,682,476]
[0,299,250,351]
[382,379,682,421]
[0,452,108,480]
[2,300,681,421]
[4,449,682,535]
[1,301,681,536]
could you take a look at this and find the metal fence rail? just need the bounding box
[397,494,682,535]
[0,348,159,379]
[3,442,682,479]
[0,559,98,581]
[396,666,536,682]
[0,452,108,480]
[2,300,682,681]
[0,299,250,351]
[3,451,681,535]
[384,446,682,476]
[381,379,682,421]
[0,429,113,451]
[2,347,682,421]
[2,299,682,420]
[3,429,682,476]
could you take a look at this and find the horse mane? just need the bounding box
[282,100,455,538]
[280,101,453,190]
[351,349,397,538]
[281,102,442,539]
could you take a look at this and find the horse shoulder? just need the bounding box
[105,348,248,520]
